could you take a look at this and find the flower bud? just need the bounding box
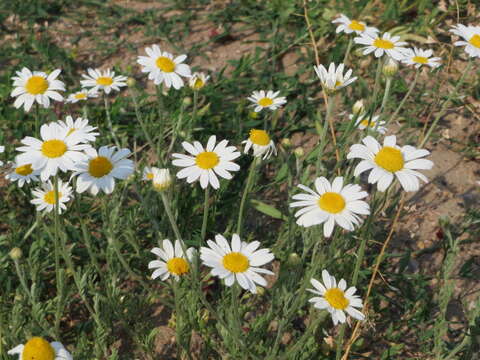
[294,147,304,157]
[248,111,259,119]
[153,168,172,191]
[189,72,209,90]
[287,252,301,267]
[352,100,365,115]
[9,247,22,260]
[281,138,291,148]
[382,58,399,77]
[126,77,136,87]
[182,96,192,106]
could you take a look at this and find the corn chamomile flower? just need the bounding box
[242,129,277,159]
[31,179,72,214]
[11,67,65,112]
[314,63,357,94]
[308,270,365,325]
[401,47,441,69]
[189,72,209,90]
[6,161,40,187]
[247,90,287,113]
[172,135,240,189]
[332,14,378,35]
[16,122,90,181]
[65,89,99,104]
[347,135,434,192]
[350,113,387,134]
[152,168,172,191]
[290,176,370,238]
[80,68,127,95]
[8,337,72,360]
[56,116,99,143]
[137,45,191,89]
[72,146,134,195]
[450,24,480,58]
[149,239,194,281]
[354,31,408,60]
[200,234,274,294]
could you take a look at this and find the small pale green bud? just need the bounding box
[352,100,365,115]
[9,247,22,260]
[126,77,136,87]
[287,253,301,267]
[382,58,399,77]
[294,147,304,157]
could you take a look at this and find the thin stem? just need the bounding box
[236,157,258,236]
[335,324,346,360]
[103,94,120,148]
[230,284,243,349]
[188,90,199,140]
[371,58,383,111]
[160,192,183,241]
[34,103,40,136]
[172,280,183,359]
[303,0,320,66]
[379,76,392,117]
[53,175,63,338]
[388,69,420,124]
[200,186,210,245]
[325,95,341,171]
[419,60,472,148]
[156,85,165,157]
[342,38,353,65]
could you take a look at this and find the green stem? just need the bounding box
[342,38,353,65]
[172,280,183,359]
[160,192,183,241]
[236,157,258,236]
[379,76,392,117]
[420,60,473,148]
[156,85,165,156]
[103,95,120,148]
[388,69,420,125]
[371,58,384,111]
[53,175,63,338]
[230,284,243,349]
[188,90,199,140]
[200,186,210,246]
[335,324,346,360]
[34,103,40,136]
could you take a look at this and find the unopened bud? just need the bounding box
[248,111,259,119]
[294,147,304,157]
[382,58,398,77]
[126,77,136,87]
[9,247,22,260]
[182,96,192,106]
[287,253,301,267]
[153,168,172,191]
[281,138,291,147]
[352,100,365,115]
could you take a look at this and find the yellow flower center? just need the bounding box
[348,20,365,31]
[25,76,49,95]
[146,172,154,180]
[360,119,376,128]
[195,151,219,170]
[88,156,113,178]
[96,76,113,86]
[374,146,404,173]
[41,140,67,158]
[156,56,175,73]
[193,78,204,90]
[249,129,270,146]
[317,192,346,214]
[166,257,189,276]
[258,97,273,107]
[22,337,55,360]
[334,80,342,87]
[44,190,62,205]
[15,163,33,176]
[222,252,249,273]
[74,93,87,99]
[412,56,428,64]
[324,288,349,310]
[469,34,480,48]
[373,38,394,49]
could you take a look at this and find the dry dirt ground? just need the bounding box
[4,0,480,357]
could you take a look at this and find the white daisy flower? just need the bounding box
[31,180,73,214]
[290,177,370,238]
[72,145,134,195]
[0,145,4,166]
[172,135,241,189]
[354,32,408,60]
[6,162,41,187]
[247,90,287,113]
[450,24,480,58]
[15,122,91,182]
[152,168,172,191]
[65,89,99,104]
[137,44,191,89]
[308,270,365,325]
[350,113,387,134]
[401,47,441,69]
[189,72,210,90]
[148,239,194,281]
[347,135,434,192]
[8,337,72,360]
[10,67,65,112]
[332,14,378,35]
[56,116,99,143]
[242,129,277,159]
[314,63,357,94]
[200,234,274,294]
[80,68,127,95]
